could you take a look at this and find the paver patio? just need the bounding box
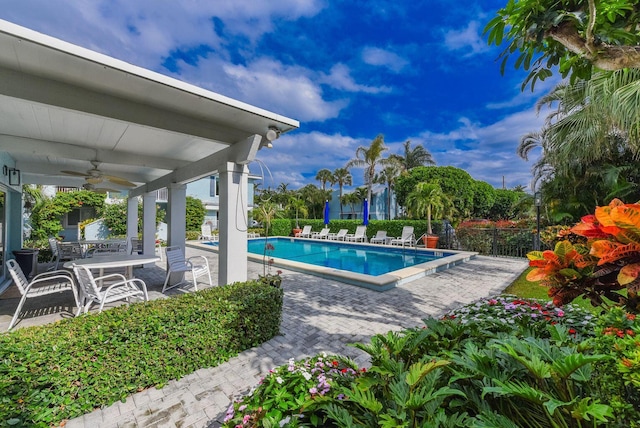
[0,246,528,428]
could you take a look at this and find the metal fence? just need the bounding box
[439,227,537,258]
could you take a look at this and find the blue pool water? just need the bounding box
[218,237,451,276]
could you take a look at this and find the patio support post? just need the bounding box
[166,183,187,285]
[142,192,156,259]
[126,197,138,251]
[219,161,248,285]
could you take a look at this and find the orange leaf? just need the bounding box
[526,268,547,282]
[619,263,640,285]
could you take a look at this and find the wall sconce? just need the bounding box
[2,165,7,176]
[9,168,20,186]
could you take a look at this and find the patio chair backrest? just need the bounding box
[374,230,387,239]
[48,237,59,257]
[353,225,366,237]
[57,241,84,260]
[318,228,330,236]
[71,265,101,301]
[336,229,348,238]
[401,226,414,239]
[6,259,29,295]
[165,246,187,268]
[131,237,143,254]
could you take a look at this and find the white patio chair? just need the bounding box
[345,226,367,242]
[311,228,330,239]
[6,259,81,330]
[162,246,213,293]
[390,226,416,247]
[47,236,60,271]
[370,230,389,244]
[71,264,148,314]
[56,241,85,269]
[328,229,348,241]
[295,225,312,238]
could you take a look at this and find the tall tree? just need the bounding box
[375,164,401,220]
[388,140,435,172]
[486,0,640,90]
[332,167,352,219]
[315,169,334,192]
[346,134,392,204]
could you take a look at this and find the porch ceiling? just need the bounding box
[0,20,298,193]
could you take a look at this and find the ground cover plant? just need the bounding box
[0,280,283,427]
[223,295,640,427]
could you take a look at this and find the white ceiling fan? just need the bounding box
[61,160,136,188]
[82,183,121,194]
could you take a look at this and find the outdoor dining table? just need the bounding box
[63,254,160,279]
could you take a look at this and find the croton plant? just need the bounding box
[527,199,640,313]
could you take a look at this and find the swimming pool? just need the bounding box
[194,237,476,291]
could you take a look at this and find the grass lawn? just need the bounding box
[504,267,599,314]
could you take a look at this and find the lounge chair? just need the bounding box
[295,225,312,238]
[328,229,348,241]
[6,259,81,330]
[311,228,330,239]
[370,230,389,244]
[390,226,415,247]
[345,225,367,242]
[199,224,213,240]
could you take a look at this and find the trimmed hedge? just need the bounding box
[0,281,283,427]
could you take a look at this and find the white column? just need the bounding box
[142,192,156,258]
[166,184,187,285]
[126,197,138,252]
[219,161,248,284]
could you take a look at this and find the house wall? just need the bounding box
[0,151,26,290]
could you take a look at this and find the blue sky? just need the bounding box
[1,0,556,192]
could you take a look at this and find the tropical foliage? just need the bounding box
[405,182,453,235]
[485,0,640,90]
[224,295,639,427]
[526,199,640,312]
[346,134,393,204]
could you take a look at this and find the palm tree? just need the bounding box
[389,140,435,172]
[315,169,334,192]
[346,134,392,204]
[405,182,452,236]
[332,167,352,219]
[375,164,401,220]
[287,196,308,229]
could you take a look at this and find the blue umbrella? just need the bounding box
[324,200,330,226]
[363,198,369,225]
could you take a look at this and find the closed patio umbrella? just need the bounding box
[363,199,369,225]
[324,200,330,227]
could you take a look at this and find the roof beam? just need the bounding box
[129,134,262,197]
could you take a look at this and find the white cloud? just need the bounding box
[255,131,368,188]
[320,64,392,94]
[406,107,547,189]
[361,47,409,73]
[443,21,490,56]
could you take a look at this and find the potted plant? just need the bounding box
[287,196,308,236]
[405,182,452,248]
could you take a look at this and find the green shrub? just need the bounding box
[0,280,283,427]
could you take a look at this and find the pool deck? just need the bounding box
[0,246,528,428]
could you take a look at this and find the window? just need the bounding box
[209,176,219,197]
[63,207,96,227]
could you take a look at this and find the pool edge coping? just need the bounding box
[188,238,478,291]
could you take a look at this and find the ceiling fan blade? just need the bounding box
[61,170,91,177]
[95,188,121,193]
[104,175,136,187]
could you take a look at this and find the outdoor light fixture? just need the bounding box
[2,165,7,176]
[265,126,281,142]
[9,168,20,185]
[534,191,542,250]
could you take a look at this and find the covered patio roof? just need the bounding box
[0,19,298,192]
